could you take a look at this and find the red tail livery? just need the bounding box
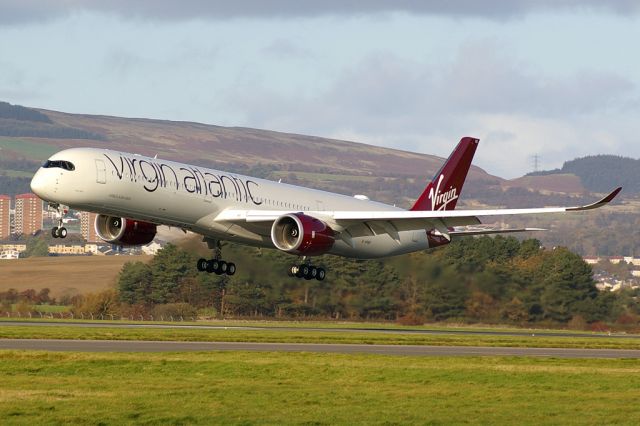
[411,137,479,211]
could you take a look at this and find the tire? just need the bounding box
[197,258,208,272]
[51,227,59,238]
[316,268,326,281]
[218,261,228,274]
[59,227,67,238]
[300,264,310,278]
[226,262,236,276]
[287,265,297,277]
[303,265,314,280]
[206,259,217,273]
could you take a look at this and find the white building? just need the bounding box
[0,249,20,259]
[142,241,163,255]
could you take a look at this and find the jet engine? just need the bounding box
[271,213,335,256]
[95,215,157,246]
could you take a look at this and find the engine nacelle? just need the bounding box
[271,213,335,256]
[95,215,157,246]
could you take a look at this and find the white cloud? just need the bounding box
[221,41,638,177]
[2,1,640,24]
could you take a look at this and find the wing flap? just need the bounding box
[450,227,547,237]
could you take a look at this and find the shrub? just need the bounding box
[152,303,197,320]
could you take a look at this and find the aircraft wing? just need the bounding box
[215,187,621,240]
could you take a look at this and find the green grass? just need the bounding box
[0,317,617,336]
[1,324,639,349]
[0,351,638,425]
[9,306,70,314]
[0,138,58,160]
[33,306,70,314]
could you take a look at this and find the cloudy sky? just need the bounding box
[1,1,639,178]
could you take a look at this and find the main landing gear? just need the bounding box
[288,261,326,281]
[197,239,236,276]
[49,203,68,239]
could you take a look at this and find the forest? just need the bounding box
[529,154,640,194]
[41,236,638,328]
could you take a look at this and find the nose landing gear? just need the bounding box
[51,226,68,239]
[197,239,236,276]
[49,203,68,239]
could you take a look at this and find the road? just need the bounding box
[1,338,639,358]
[2,320,638,339]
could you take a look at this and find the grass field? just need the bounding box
[0,255,150,298]
[1,323,639,349]
[0,350,638,424]
[0,138,59,160]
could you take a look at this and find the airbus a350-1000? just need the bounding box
[30,137,621,281]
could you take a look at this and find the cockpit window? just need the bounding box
[42,160,75,171]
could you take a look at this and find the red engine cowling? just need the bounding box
[271,213,335,256]
[95,214,157,246]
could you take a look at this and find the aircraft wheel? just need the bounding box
[51,227,59,238]
[197,258,208,272]
[316,268,326,281]
[59,227,67,238]
[287,265,297,277]
[206,259,217,274]
[218,260,228,274]
[299,264,310,278]
[304,266,317,280]
[226,262,236,276]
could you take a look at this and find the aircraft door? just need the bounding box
[95,159,106,184]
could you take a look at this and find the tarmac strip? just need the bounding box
[1,339,639,358]
[2,320,638,339]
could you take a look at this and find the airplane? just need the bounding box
[30,137,621,281]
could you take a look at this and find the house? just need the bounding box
[0,249,20,259]
[142,241,163,255]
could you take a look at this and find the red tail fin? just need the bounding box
[410,137,479,211]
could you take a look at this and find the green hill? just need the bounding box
[528,155,639,194]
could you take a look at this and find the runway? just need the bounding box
[1,339,639,358]
[2,320,638,339]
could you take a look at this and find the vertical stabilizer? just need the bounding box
[410,137,479,211]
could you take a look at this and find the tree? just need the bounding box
[75,289,120,317]
[421,263,468,321]
[539,248,603,322]
[118,261,153,305]
[22,236,49,257]
[149,244,196,304]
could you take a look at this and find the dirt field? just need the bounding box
[0,255,151,298]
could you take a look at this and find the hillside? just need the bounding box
[0,101,496,180]
[2,102,638,256]
[0,102,507,207]
[527,155,640,195]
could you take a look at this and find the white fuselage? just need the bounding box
[31,148,434,258]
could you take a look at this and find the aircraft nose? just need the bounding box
[30,169,49,199]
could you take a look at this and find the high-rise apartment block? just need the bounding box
[80,211,100,242]
[14,193,43,236]
[0,195,10,240]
